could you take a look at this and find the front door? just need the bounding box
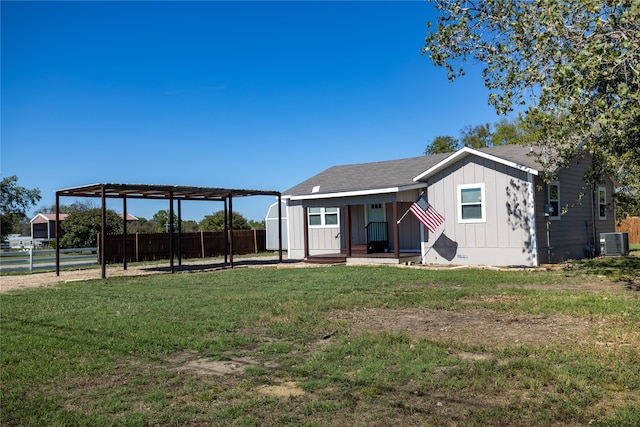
[367,203,387,251]
[367,203,385,223]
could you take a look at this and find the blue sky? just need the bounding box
[2,1,512,222]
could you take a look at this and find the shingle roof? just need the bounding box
[283,145,541,198]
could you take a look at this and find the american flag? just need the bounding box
[409,195,444,233]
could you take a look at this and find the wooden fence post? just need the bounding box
[136,232,140,262]
[201,230,205,259]
[254,229,258,253]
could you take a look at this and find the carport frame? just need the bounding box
[55,183,283,278]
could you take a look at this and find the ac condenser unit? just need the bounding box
[599,232,630,256]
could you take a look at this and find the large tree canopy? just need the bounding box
[200,211,251,231]
[60,209,122,249]
[0,176,41,238]
[423,0,639,191]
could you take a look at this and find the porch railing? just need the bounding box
[365,222,388,253]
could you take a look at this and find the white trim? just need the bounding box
[457,183,486,223]
[527,173,538,267]
[547,181,561,220]
[308,207,340,228]
[597,186,607,220]
[413,147,539,182]
[284,182,426,201]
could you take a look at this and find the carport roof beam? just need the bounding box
[56,183,280,201]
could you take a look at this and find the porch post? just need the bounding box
[393,201,400,258]
[345,205,352,257]
[303,207,309,258]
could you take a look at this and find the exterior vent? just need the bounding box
[599,232,629,256]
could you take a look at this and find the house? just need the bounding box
[5,234,34,249]
[282,145,616,267]
[30,212,138,247]
[30,213,69,246]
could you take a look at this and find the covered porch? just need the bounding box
[305,251,422,265]
[299,199,424,265]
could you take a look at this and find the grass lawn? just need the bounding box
[2,253,639,426]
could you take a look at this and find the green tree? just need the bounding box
[60,209,122,248]
[151,210,198,233]
[425,135,459,155]
[152,210,178,233]
[1,176,41,239]
[423,0,640,192]
[492,119,524,146]
[460,123,493,148]
[248,219,266,230]
[200,210,251,231]
[127,217,157,234]
[37,201,95,214]
[181,220,200,233]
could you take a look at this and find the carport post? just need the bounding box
[229,194,234,268]
[177,199,182,266]
[123,196,128,270]
[55,192,60,276]
[278,193,283,263]
[169,191,175,273]
[223,197,228,264]
[101,184,106,279]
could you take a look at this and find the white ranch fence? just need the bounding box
[0,247,97,272]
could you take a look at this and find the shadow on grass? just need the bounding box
[141,257,300,273]
[571,247,640,290]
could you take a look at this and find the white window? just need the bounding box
[457,183,486,223]
[547,181,560,220]
[598,186,607,220]
[308,207,340,227]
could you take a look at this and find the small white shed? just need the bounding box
[265,201,288,250]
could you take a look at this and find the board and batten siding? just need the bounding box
[286,202,341,259]
[422,155,537,267]
[535,155,616,263]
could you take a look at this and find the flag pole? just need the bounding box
[397,190,425,224]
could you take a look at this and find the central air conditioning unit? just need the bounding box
[599,232,629,256]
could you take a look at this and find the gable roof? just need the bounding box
[284,145,542,200]
[413,145,540,182]
[30,213,138,223]
[30,213,70,223]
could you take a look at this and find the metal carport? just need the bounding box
[55,183,283,278]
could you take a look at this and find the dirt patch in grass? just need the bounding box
[0,255,290,293]
[327,307,609,347]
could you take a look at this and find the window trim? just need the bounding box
[308,207,340,228]
[457,183,486,224]
[547,181,560,220]
[598,186,607,220]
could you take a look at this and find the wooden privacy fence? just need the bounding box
[616,217,640,244]
[99,230,266,264]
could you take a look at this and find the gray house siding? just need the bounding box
[286,202,341,258]
[286,193,422,259]
[286,202,306,259]
[284,145,616,266]
[395,202,422,251]
[349,204,367,246]
[421,155,536,266]
[535,155,616,263]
